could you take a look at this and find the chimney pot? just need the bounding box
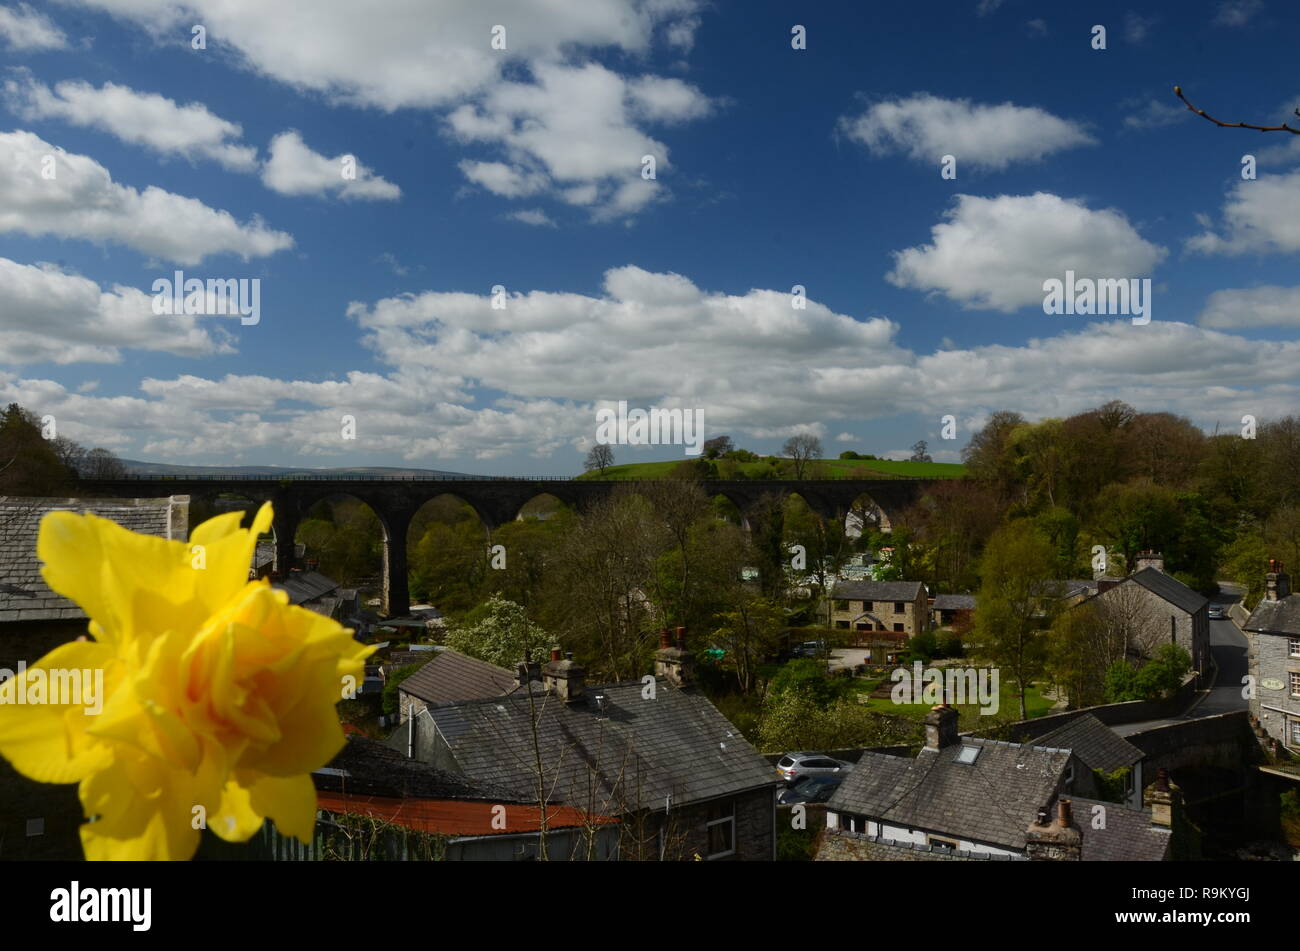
[550,647,561,662]
[1057,799,1072,828]
[659,629,671,649]
[675,626,686,649]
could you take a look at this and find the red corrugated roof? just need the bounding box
[316,792,619,837]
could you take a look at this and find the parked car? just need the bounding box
[777,775,844,806]
[1208,604,1225,619]
[792,640,829,658]
[775,751,854,785]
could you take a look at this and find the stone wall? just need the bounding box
[1248,630,1299,750]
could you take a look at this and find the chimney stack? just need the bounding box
[654,626,695,688]
[542,648,585,702]
[1144,768,1182,829]
[514,659,540,690]
[1135,551,1165,574]
[924,704,959,751]
[1025,798,1082,861]
[1266,560,1291,602]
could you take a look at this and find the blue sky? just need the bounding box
[1,0,1297,476]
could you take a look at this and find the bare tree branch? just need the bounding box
[1174,85,1300,134]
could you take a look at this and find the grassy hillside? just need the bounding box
[576,457,965,480]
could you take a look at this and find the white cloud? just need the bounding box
[261,130,400,200]
[835,432,858,442]
[5,271,1300,462]
[1121,97,1189,130]
[1124,12,1157,43]
[887,192,1167,312]
[838,93,1095,171]
[507,208,556,227]
[1188,168,1300,255]
[0,130,294,264]
[458,160,546,198]
[447,61,713,218]
[65,0,710,218]
[1197,286,1300,328]
[4,73,259,171]
[0,3,66,50]
[1214,0,1264,27]
[0,257,235,364]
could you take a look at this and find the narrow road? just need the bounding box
[1113,601,1248,737]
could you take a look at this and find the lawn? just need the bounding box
[849,676,1055,722]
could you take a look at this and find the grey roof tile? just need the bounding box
[1245,592,1300,636]
[0,496,181,624]
[832,580,924,601]
[827,738,1072,851]
[423,679,776,812]
[399,649,516,705]
[1129,568,1208,615]
[1035,714,1144,773]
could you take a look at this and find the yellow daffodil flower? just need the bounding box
[0,503,374,860]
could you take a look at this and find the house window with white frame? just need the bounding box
[705,800,735,859]
[1290,719,1300,747]
[1289,637,1300,658]
[1291,671,1300,698]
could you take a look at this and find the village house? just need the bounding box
[1085,552,1209,672]
[391,629,778,860]
[930,593,976,630]
[817,705,1172,862]
[830,579,928,641]
[395,646,520,723]
[1244,561,1300,756]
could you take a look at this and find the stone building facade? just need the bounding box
[831,580,928,640]
[1245,562,1300,754]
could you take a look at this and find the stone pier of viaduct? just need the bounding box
[77,476,934,617]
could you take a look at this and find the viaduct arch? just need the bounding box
[77,476,936,617]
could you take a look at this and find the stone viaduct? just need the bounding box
[77,475,935,617]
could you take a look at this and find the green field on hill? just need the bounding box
[575,457,965,481]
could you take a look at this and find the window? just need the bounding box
[863,600,873,612]
[855,622,868,631]
[1291,672,1300,698]
[834,600,848,611]
[893,623,904,632]
[1291,720,1300,747]
[928,834,959,851]
[1289,638,1300,658]
[894,602,906,613]
[705,801,735,859]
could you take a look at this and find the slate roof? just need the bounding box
[932,594,976,611]
[826,737,1073,851]
[274,569,338,606]
[399,648,517,705]
[421,679,777,812]
[1036,714,1144,773]
[1245,593,1300,636]
[1128,567,1208,615]
[833,580,924,602]
[1069,796,1171,861]
[316,734,522,803]
[0,496,184,624]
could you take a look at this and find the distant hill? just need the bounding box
[117,459,484,479]
[575,457,965,481]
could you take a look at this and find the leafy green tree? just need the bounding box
[710,595,785,695]
[0,404,76,496]
[973,521,1059,719]
[1046,602,1110,708]
[443,595,550,668]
